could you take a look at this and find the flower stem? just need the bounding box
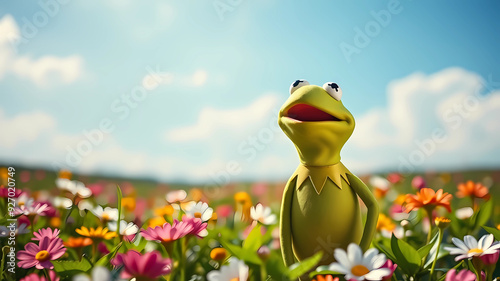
[43,269,52,281]
[426,209,433,244]
[429,228,443,281]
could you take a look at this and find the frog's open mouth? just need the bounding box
[286,104,342,122]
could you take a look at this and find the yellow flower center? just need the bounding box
[35,250,51,262]
[230,278,239,281]
[194,212,202,218]
[351,264,370,276]
[468,248,483,255]
[102,213,110,221]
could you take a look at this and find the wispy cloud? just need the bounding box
[0,15,84,88]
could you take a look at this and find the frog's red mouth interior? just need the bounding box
[286,104,341,122]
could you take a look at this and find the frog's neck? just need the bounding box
[296,146,342,167]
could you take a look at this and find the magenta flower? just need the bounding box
[445,269,484,281]
[32,228,60,242]
[411,176,426,189]
[111,250,171,280]
[18,236,66,269]
[480,250,499,265]
[183,216,208,238]
[20,270,59,281]
[141,220,194,244]
[381,259,397,281]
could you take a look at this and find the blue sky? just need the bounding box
[1,1,500,183]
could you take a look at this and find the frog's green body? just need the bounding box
[278,81,379,269]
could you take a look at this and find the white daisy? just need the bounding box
[207,257,249,281]
[183,201,213,221]
[108,220,139,236]
[53,196,73,209]
[250,203,277,225]
[326,243,391,281]
[66,180,92,198]
[444,234,500,261]
[91,206,119,222]
[166,190,187,203]
[455,207,474,220]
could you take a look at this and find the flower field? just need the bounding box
[1,167,499,281]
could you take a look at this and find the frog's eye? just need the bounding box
[323,82,342,101]
[289,79,310,95]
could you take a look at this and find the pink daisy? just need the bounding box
[14,202,49,217]
[111,250,171,279]
[18,236,66,269]
[32,228,61,242]
[141,220,194,244]
[182,216,208,238]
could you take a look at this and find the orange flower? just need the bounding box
[210,248,227,261]
[377,214,396,232]
[456,181,490,200]
[234,192,252,222]
[404,188,452,213]
[312,275,339,281]
[64,237,92,248]
[58,169,72,180]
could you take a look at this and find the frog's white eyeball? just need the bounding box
[323,82,342,101]
[289,79,310,95]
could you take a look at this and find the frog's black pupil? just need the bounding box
[293,80,303,87]
[328,83,339,92]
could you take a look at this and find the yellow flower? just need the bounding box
[148,216,167,228]
[121,197,136,212]
[434,217,451,229]
[376,214,396,232]
[76,226,117,240]
[154,205,174,217]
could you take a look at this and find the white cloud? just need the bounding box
[343,67,500,174]
[166,94,281,142]
[191,70,208,86]
[0,109,56,148]
[0,15,84,87]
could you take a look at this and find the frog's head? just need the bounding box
[278,80,355,166]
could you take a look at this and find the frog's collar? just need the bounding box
[292,162,351,194]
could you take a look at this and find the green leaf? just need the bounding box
[96,242,123,266]
[243,224,263,252]
[116,185,123,236]
[287,251,323,279]
[390,234,421,277]
[220,239,262,265]
[375,239,397,262]
[418,243,434,260]
[53,259,92,273]
[483,226,500,241]
[472,199,493,230]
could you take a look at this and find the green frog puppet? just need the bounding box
[278,80,379,269]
